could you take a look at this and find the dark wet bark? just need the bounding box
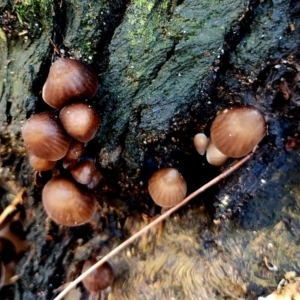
[0,0,300,299]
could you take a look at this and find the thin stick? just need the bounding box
[54,153,253,300]
[0,188,26,228]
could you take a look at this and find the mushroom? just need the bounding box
[28,152,57,171]
[21,111,72,161]
[62,140,85,170]
[206,139,228,167]
[82,258,114,292]
[148,168,187,207]
[42,58,98,109]
[71,160,98,185]
[87,170,103,190]
[59,102,100,143]
[42,177,96,226]
[210,106,266,158]
[193,133,209,155]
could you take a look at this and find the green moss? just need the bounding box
[12,0,53,37]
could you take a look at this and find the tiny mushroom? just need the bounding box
[59,102,100,143]
[62,140,85,170]
[71,160,98,185]
[148,168,187,207]
[206,139,228,167]
[21,111,72,161]
[193,133,209,155]
[82,258,114,292]
[42,177,96,226]
[28,152,57,171]
[42,58,98,109]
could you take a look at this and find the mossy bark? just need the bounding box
[0,0,300,299]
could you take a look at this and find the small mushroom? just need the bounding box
[22,111,72,161]
[87,170,103,190]
[82,258,114,292]
[28,152,57,171]
[148,168,187,207]
[210,106,266,158]
[71,160,97,185]
[62,140,85,170]
[42,177,96,226]
[206,139,228,167]
[193,133,209,155]
[59,102,100,142]
[42,58,98,109]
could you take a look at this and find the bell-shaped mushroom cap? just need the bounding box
[42,58,98,109]
[22,111,72,161]
[42,177,96,226]
[71,160,97,185]
[193,133,209,155]
[59,102,100,143]
[62,140,85,170]
[82,258,114,292]
[148,168,187,207]
[210,106,266,158]
[206,139,228,167]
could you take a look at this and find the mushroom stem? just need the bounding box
[53,152,254,300]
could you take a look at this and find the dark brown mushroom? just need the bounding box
[210,106,266,158]
[71,160,97,185]
[148,168,187,207]
[87,170,103,190]
[42,58,98,109]
[62,140,85,170]
[42,177,96,226]
[21,111,72,161]
[59,102,100,142]
[82,258,114,292]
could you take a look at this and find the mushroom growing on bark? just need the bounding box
[42,58,98,109]
[21,111,72,161]
[42,177,96,226]
[207,106,266,166]
[148,168,187,207]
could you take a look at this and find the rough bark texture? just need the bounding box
[1,0,300,299]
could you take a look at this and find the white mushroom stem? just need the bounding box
[54,152,254,300]
[206,139,228,166]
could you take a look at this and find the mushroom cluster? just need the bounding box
[193,106,267,166]
[21,58,103,226]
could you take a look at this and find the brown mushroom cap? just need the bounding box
[71,160,97,185]
[28,152,57,171]
[148,168,187,207]
[42,177,96,226]
[193,133,209,155]
[42,58,98,109]
[62,140,85,170]
[87,170,103,190]
[22,111,72,161]
[59,102,100,142]
[210,106,266,158]
[82,258,114,292]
